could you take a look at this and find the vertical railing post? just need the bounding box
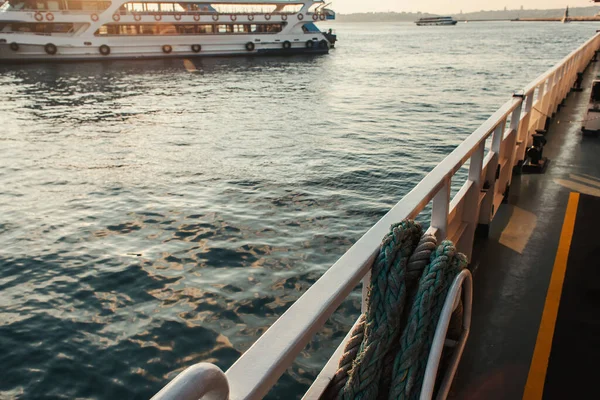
[516,90,534,165]
[431,180,451,243]
[506,101,523,187]
[578,52,585,73]
[534,81,546,131]
[539,74,554,129]
[565,57,575,96]
[550,65,563,114]
[561,59,572,100]
[460,142,485,260]
[478,123,504,235]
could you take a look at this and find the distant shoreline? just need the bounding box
[336,6,600,23]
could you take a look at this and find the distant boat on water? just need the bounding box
[415,16,458,26]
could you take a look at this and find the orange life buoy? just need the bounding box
[174,14,181,21]
[46,12,54,21]
[194,14,200,21]
[112,14,120,22]
[34,12,43,21]
[154,14,161,21]
[134,14,141,21]
[91,13,99,22]
[312,14,318,21]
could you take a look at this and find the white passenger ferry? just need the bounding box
[0,0,335,61]
[415,16,457,26]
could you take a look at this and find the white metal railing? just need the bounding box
[152,363,229,400]
[152,33,600,400]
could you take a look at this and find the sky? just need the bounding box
[334,0,595,15]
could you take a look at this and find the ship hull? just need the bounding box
[0,34,330,62]
[416,21,458,26]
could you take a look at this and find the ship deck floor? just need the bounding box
[450,57,600,400]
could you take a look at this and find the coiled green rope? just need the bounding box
[341,220,422,400]
[388,241,467,400]
[320,220,466,400]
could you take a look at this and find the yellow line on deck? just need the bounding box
[523,192,580,400]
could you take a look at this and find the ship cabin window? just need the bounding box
[197,24,212,33]
[94,23,283,36]
[232,24,247,33]
[139,24,154,34]
[5,22,74,33]
[217,24,232,33]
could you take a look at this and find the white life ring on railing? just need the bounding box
[230,14,237,21]
[248,14,254,21]
[297,13,304,20]
[134,14,141,21]
[154,14,162,21]
[46,12,54,21]
[91,13,99,22]
[34,12,43,21]
[174,14,181,21]
[194,14,200,21]
[112,14,120,22]
[212,14,219,21]
[312,14,318,21]
[319,14,325,20]
[282,14,287,21]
